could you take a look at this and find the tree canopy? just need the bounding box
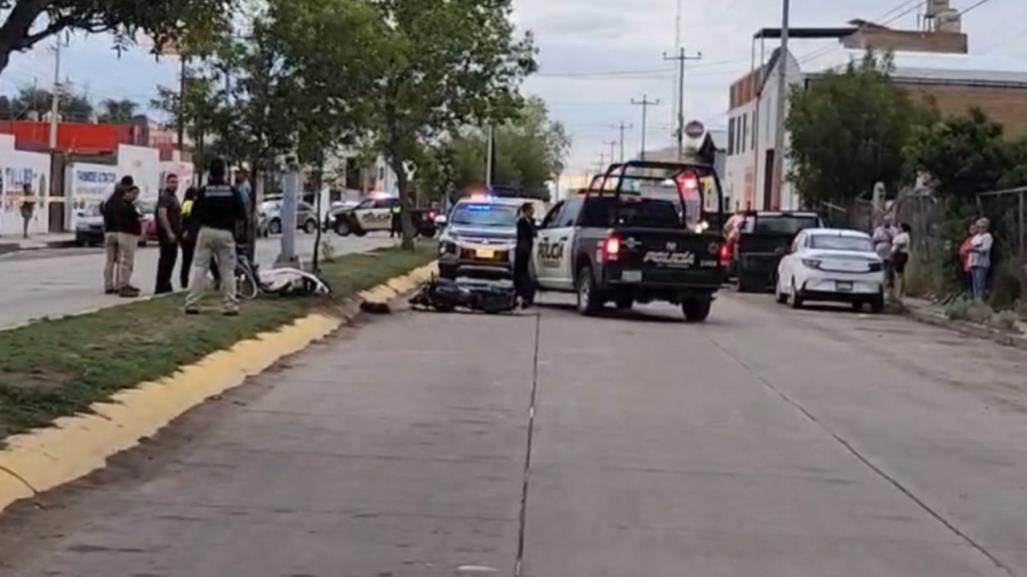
[432,96,568,199]
[904,108,1010,201]
[787,52,919,206]
[97,98,137,123]
[366,0,536,247]
[0,0,236,76]
[0,85,92,121]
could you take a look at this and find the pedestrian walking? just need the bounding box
[514,202,537,308]
[184,158,248,316]
[969,217,994,301]
[112,185,143,298]
[891,223,912,300]
[101,176,134,294]
[872,217,897,290]
[155,174,182,294]
[19,183,36,239]
[959,222,978,294]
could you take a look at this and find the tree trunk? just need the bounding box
[388,151,416,251]
[0,0,49,77]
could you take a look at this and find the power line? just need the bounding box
[878,0,924,20]
[536,67,675,78]
[960,0,999,16]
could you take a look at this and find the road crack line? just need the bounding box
[706,335,1017,577]
[514,312,542,577]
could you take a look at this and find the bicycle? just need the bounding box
[232,251,332,300]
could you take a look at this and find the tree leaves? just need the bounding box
[0,0,236,74]
[787,52,917,206]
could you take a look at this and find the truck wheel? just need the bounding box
[303,219,317,234]
[576,266,603,316]
[737,272,754,293]
[870,294,885,314]
[334,218,352,237]
[682,297,712,323]
[268,218,282,235]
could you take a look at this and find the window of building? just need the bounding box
[728,118,735,156]
[741,114,748,154]
[752,111,758,150]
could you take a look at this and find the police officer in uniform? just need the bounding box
[184,158,248,316]
[514,202,536,308]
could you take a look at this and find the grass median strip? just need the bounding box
[0,243,437,443]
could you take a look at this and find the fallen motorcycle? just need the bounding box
[409,277,517,314]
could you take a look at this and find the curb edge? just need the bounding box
[0,261,437,515]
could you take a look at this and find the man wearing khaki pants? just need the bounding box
[185,158,248,315]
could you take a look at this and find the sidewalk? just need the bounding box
[902,296,1027,350]
[0,232,77,254]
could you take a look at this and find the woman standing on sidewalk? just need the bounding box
[891,223,912,300]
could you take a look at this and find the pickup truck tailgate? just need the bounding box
[612,228,723,286]
[738,232,791,275]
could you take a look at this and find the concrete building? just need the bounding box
[723,12,1027,212]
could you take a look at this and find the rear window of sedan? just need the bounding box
[810,235,873,252]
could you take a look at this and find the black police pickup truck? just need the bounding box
[532,161,725,322]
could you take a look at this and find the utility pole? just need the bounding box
[177,56,188,151]
[631,95,661,161]
[485,124,495,187]
[48,39,62,149]
[772,0,791,210]
[605,140,618,167]
[612,122,632,163]
[663,47,703,160]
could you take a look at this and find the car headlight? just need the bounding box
[439,240,458,255]
[801,258,823,270]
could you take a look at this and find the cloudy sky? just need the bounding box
[2,0,1024,182]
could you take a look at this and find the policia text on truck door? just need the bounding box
[531,161,725,322]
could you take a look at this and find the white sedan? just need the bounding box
[775,228,886,313]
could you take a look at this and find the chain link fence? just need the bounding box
[977,187,1027,306]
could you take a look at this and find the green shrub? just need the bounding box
[945,298,993,323]
[988,310,1023,333]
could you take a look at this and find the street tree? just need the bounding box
[904,108,1009,201]
[97,98,137,123]
[153,73,224,173]
[366,0,536,249]
[787,52,918,207]
[7,85,92,121]
[0,0,236,76]
[437,96,568,198]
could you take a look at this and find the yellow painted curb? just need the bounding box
[359,262,437,305]
[0,261,436,515]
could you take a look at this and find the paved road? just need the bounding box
[0,234,394,329]
[2,294,1027,576]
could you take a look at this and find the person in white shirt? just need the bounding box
[891,223,912,299]
[872,217,898,288]
[968,217,994,301]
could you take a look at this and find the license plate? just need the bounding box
[836,281,854,292]
[622,270,643,282]
[476,248,495,260]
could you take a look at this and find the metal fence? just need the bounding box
[977,187,1027,268]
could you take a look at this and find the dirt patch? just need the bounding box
[0,368,73,393]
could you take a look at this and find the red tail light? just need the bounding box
[719,243,731,264]
[600,233,621,262]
